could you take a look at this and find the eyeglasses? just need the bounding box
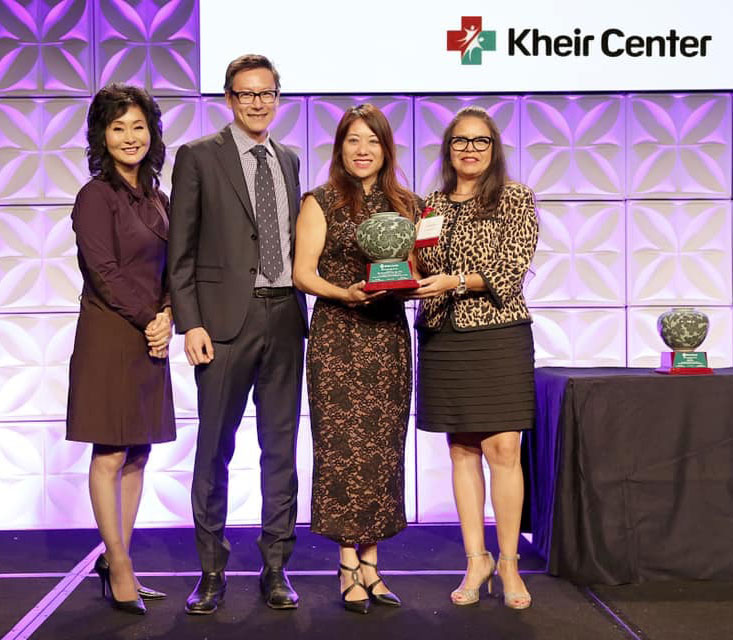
[230,89,279,105]
[450,136,493,152]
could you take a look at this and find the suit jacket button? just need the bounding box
[251,233,258,241]
[250,268,256,274]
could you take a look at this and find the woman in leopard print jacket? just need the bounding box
[412,106,538,610]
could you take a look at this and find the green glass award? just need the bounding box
[356,212,419,292]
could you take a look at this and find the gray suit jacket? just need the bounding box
[168,125,308,341]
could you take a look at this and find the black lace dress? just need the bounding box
[307,184,417,545]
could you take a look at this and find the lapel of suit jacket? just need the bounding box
[271,140,299,242]
[214,125,256,226]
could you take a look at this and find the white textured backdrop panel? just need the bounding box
[414,96,519,196]
[136,470,193,526]
[0,475,44,528]
[0,99,44,203]
[45,419,87,475]
[416,430,454,523]
[627,93,732,199]
[0,313,76,419]
[0,99,90,205]
[149,419,197,475]
[521,95,625,200]
[415,429,495,523]
[307,96,413,190]
[0,205,80,311]
[158,98,202,197]
[627,200,732,306]
[41,99,89,203]
[94,0,200,95]
[627,306,733,369]
[0,421,45,476]
[526,201,626,307]
[405,417,417,522]
[168,333,197,419]
[45,472,93,528]
[530,308,627,367]
[0,0,93,96]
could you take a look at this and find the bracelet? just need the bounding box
[454,272,467,296]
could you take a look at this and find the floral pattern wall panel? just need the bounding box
[526,201,626,308]
[627,94,731,199]
[0,98,89,205]
[521,95,625,200]
[0,205,80,312]
[0,0,92,96]
[627,200,732,307]
[95,0,199,95]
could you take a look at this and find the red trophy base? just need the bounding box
[363,261,419,292]
[655,351,713,375]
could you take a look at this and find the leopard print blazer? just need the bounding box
[414,182,538,331]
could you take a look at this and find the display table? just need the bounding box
[524,367,733,585]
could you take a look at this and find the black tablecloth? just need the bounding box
[524,367,733,585]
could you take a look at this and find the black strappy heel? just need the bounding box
[337,562,370,614]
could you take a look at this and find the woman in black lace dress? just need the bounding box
[293,104,420,614]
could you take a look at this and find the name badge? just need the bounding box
[414,215,444,248]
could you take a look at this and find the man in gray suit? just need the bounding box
[168,54,307,614]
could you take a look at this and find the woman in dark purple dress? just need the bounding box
[67,84,175,615]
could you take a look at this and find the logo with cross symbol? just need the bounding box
[447,16,496,65]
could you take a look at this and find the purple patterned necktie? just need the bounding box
[251,145,283,281]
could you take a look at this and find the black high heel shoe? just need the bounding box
[94,554,146,615]
[359,559,401,607]
[338,563,370,614]
[96,554,166,600]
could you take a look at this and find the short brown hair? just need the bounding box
[223,54,281,93]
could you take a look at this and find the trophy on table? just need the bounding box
[356,212,419,292]
[655,307,713,374]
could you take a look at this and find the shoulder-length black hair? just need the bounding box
[439,106,508,218]
[86,83,165,197]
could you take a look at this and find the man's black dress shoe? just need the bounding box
[260,566,299,609]
[185,571,226,615]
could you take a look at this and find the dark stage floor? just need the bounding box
[1,525,730,640]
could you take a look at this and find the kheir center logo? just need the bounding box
[447,16,496,65]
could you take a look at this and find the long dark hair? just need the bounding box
[440,106,508,218]
[86,83,165,197]
[328,104,415,217]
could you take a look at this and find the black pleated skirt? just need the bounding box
[416,321,535,433]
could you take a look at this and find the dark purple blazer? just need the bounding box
[72,178,170,330]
